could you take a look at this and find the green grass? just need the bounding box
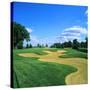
[78,48,88,53]
[59,48,87,59]
[13,48,48,55]
[13,48,77,88]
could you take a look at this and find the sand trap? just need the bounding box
[52,58,88,85]
[19,53,40,58]
[19,50,66,60]
[18,50,87,85]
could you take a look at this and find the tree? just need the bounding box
[37,43,41,48]
[45,44,48,47]
[50,43,62,48]
[80,41,85,48]
[17,40,23,49]
[50,45,55,48]
[68,41,72,47]
[72,39,79,49]
[29,44,33,48]
[85,37,88,48]
[12,22,30,49]
[26,38,30,48]
[63,42,68,48]
[26,44,29,48]
[80,37,88,48]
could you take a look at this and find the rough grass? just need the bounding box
[78,48,87,53]
[13,48,77,88]
[59,48,87,59]
[14,48,48,55]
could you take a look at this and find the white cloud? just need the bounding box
[26,27,33,33]
[85,10,88,15]
[64,26,87,34]
[57,26,87,43]
[61,32,80,37]
[57,36,68,43]
[85,10,88,25]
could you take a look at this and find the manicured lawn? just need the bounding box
[13,48,77,88]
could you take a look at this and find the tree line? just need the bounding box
[12,22,88,52]
[26,43,48,48]
[50,38,87,49]
[50,38,88,52]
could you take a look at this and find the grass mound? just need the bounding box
[59,48,87,59]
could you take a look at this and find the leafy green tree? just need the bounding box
[63,42,68,48]
[12,22,30,49]
[85,37,88,48]
[62,41,72,48]
[17,41,23,49]
[26,44,29,48]
[37,43,41,48]
[68,41,72,47]
[29,44,33,48]
[72,39,79,49]
[50,45,54,48]
[45,44,48,47]
[50,43,62,48]
[80,41,85,48]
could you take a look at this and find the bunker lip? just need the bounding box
[18,50,87,85]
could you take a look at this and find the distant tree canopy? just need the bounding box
[45,44,48,47]
[50,37,88,50]
[26,43,29,48]
[29,43,33,48]
[50,41,72,48]
[37,43,42,48]
[50,43,63,48]
[36,43,49,48]
[72,39,79,49]
[63,41,72,48]
[26,43,33,48]
[12,22,30,49]
[85,37,88,48]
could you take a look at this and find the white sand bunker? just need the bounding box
[18,50,87,85]
[19,53,40,58]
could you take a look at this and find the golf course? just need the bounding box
[12,3,88,88]
[13,48,88,88]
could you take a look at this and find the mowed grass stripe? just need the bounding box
[13,56,77,88]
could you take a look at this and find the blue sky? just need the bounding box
[12,2,88,46]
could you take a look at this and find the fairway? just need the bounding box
[13,48,87,88]
[12,2,88,88]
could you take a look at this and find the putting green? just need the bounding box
[18,50,88,85]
